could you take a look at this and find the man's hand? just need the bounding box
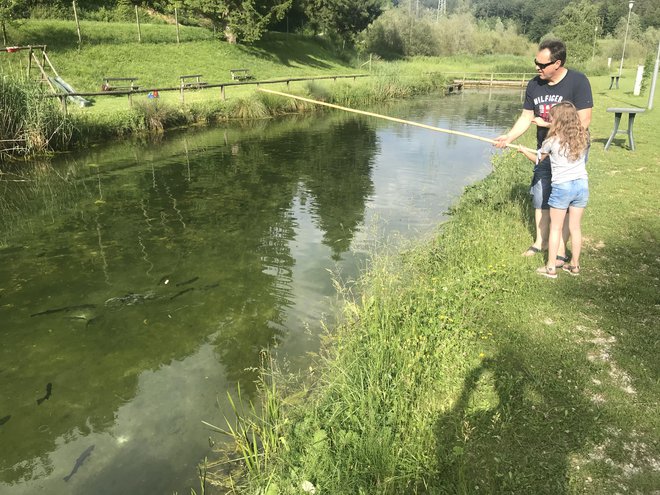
[493,134,512,149]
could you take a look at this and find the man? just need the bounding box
[494,39,593,259]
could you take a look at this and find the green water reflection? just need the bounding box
[0,90,521,493]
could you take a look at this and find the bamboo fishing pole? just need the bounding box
[258,88,533,152]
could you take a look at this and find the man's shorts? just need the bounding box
[548,178,589,209]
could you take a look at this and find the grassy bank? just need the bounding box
[212,77,659,493]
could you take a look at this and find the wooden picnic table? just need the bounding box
[230,69,252,81]
[102,77,139,91]
[180,74,208,89]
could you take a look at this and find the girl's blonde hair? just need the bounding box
[546,102,589,161]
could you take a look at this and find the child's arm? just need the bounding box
[517,146,547,164]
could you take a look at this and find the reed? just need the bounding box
[0,74,73,158]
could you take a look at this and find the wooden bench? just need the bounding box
[230,69,253,81]
[604,107,645,151]
[102,77,139,92]
[180,74,208,89]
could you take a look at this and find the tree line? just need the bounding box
[2,0,659,52]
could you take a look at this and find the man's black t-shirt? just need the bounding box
[523,69,593,148]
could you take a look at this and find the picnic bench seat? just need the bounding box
[230,68,253,81]
[102,77,139,92]
[180,74,208,89]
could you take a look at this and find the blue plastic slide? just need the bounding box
[49,76,92,107]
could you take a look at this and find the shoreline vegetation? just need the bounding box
[207,76,658,494]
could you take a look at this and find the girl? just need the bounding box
[519,101,589,278]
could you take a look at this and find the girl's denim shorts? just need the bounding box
[548,178,589,209]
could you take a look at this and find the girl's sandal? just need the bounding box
[562,265,580,276]
[555,255,569,269]
[536,266,558,279]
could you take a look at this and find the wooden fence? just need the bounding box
[49,74,371,114]
[444,72,533,88]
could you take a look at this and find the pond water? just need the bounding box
[0,89,522,494]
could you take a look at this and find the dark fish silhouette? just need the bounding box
[0,415,10,426]
[63,445,94,482]
[37,383,52,405]
[31,304,96,317]
[176,276,199,287]
[170,287,194,300]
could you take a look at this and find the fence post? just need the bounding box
[490,72,494,87]
[175,8,180,44]
[135,6,142,42]
[221,85,225,101]
[72,0,82,46]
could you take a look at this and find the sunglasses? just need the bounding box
[534,59,557,70]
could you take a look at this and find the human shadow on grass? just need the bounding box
[432,337,600,494]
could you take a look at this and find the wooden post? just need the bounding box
[72,0,82,46]
[27,47,33,78]
[490,72,494,87]
[135,6,142,42]
[221,85,225,101]
[61,95,68,116]
[180,81,185,103]
[175,8,180,44]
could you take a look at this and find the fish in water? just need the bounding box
[63,445,94,482]
[170,287,194,300]
[0,415,10,426]
[176,276,199,287]
[30,304,96,317]
[104,291,156,307]
[37,383,52,405]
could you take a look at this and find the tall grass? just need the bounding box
[0,74,73,158]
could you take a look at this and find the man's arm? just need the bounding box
[577,108,592,129]
[493,109,535,148]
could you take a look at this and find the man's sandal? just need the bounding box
[562,265,580,276]
[522,245,543,257]
[555,255,569,268]
[536,266,557,279]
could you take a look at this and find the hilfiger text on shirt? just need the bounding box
[533,94,564,105]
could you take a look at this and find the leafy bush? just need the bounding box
[362,9,531,59]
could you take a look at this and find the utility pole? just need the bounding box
[648,40,660,110]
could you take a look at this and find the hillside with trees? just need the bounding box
[2,0,659,49]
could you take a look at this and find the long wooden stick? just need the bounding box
[258,88,531,152]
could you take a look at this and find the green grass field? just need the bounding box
[213,75,659,494]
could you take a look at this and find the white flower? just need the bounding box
[301,480,316,494]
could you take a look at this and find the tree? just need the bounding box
[0,0,28,45]
[553,0,599,64]
[180,0,293,43]
[304,0,383,46]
